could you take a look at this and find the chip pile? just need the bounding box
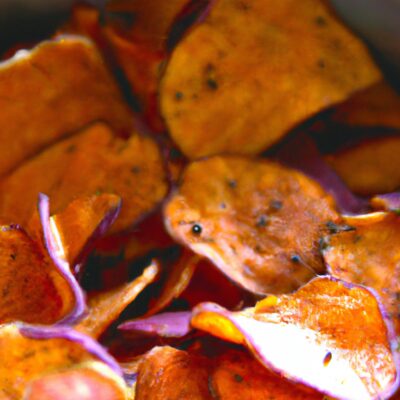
[0,0,399,398]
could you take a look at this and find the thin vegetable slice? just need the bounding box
[164,155,339,294]
[322,212,400,333]
[332,81,400,129]
[192,277,399,400]
[75,262,159,339]
[160,0,381,158]
[0,122,168,234]
[325,135,400,195]
[25,361,130,400]
[0,323,121,398]
[0,35,132,176]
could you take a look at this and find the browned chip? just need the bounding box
[0,224,74,325]
[325,135,400,195]
[0,36,132,176]
[164,155,339,294]
[0,122,168,234]
[160,0,381,158]
[332,81,400,129]
[322,212,400,334]
[76,262,159,339]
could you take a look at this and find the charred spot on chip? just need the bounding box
[317,59,326,69]
[191,224,203,235]
[326,221,355,234]
[269,200,283,211]
[131,166,141,174]
[315,16,327,26]
[175,91,184,101]
[66,144,77,153]
[256,215,268,228]
[323,351,332,366]
[227,179,237,189]
[233,373,243,382]
[206,78,219,90]
[290,254,301,263]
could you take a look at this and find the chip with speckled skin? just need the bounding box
[160,0,381,158]
[191,277,399,400]
[164,155,339,295]
[322,212,400,334]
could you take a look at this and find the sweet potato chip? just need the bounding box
[0,323,121,398]
[322,212,400,333]
[25,361,129,400]
[160,0,381,158]
[0,35,132,176]
[76,262,159,339]
[332,81,400,129]
[191,277,399,400]
[164,156,339,294]
[135,345,324,400]
[135,346,212,400]
[325,135,400,195]
[0,122,168,234]
[0,224,75,325]
[52,194,121,266]
[119,311,192,338]
[210,348,323,400]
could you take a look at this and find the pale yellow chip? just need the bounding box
[160,0,381,158]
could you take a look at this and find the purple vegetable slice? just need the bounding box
[191,276,399,400]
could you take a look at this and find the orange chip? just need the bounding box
[325,135,400,195]
[322,212,400,334]
[192,277,399,400]
[25,361,129,400]
[210,348,323,400]
[160,0,381,158]
[164,155,339,294]
[145,251,199,316]
[76,262,159,339]
[0,224,74,325]
[0,324,121,398]
[135,345,324,400]
[52,193,121,266]
[332,81,400,129]
[0,122,168,234]
[0,35,132,176]
[135,346,212,400]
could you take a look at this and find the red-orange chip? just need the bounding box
[325,135,400,195]
[75,262,159,339]
[25,361,130,400]
[0,35,132,176]
[322,212,400,334]
[191,277,399,400]
[332,81,400,129]
[160,0,381,158]
[164,155,339,294]
[0,224,74,325]
[0,122,168,234]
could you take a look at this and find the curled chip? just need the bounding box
[371,192,400,213]
[76,262,159,339]
[0,35,132,176]
[322,212,400,333]
[51,193,121,266]
[0,323,121,398]
[135,346,324,400]
[164,155,339,294]
[0,122,168,234]
[332,81,400,129]
[25,361,129,400]
[191,277,399,400]
[325,135,400,195]
[0,223,75,325]
[160,0,381,158]
[119,311,192,338]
